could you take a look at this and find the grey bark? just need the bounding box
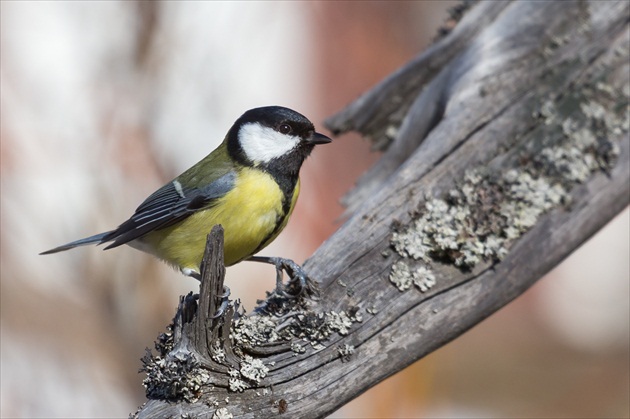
[135,1,630,418]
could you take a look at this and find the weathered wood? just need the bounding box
[135,1,629,417]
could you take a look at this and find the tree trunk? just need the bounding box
[134,1,629,417]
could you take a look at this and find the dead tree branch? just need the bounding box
[135,1,629,417]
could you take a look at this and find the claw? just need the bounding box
[280,259,309,296]
[211,285,231,319]
[273,260,285,294]
[248,256,318,297]
[219,286,231,299]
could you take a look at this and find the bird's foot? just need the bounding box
[248,256,319,298]
[211,286,231,319]
[181,268,231,318]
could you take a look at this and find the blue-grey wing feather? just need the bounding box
[103,171,236,248]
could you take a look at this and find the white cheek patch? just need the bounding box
[239,123,300,163]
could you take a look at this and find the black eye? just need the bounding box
[278,123,292,134]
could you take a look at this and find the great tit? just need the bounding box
[41,106,331,290]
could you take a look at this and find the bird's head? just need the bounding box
[227,106,331,173]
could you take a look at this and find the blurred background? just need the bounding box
[1,2,628,418]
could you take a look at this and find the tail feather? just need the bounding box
[39,232,111,255]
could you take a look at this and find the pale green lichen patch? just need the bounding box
[141,345,211,403]
[211,342,226,364]
[212,407,233,419]
[140,296,364,402]
[231,316,280,348]
[290,341,306,355]
[279,308,363,345]
[231,306,363,349]
[139,326,215,403]
[390,83,627,286]
[389,261,436,292]
[224,355,270,392]
[240,355,269,382]
[391,173,517,270]
[326,310,358,336]
[212,304,364,392]
[500,170,566,234]
[225,355,270,392]
[337,344,355,362]
[228,376,248,393]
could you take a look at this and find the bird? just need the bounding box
[41,106,332,294]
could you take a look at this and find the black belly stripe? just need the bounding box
[251,171,297,255]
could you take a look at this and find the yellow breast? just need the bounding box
[140,167,299,273]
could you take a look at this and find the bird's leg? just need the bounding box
[183,268,202,281]
[182,268,231,318]
[247,256,316,296]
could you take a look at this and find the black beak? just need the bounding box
[307,131,332,145]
